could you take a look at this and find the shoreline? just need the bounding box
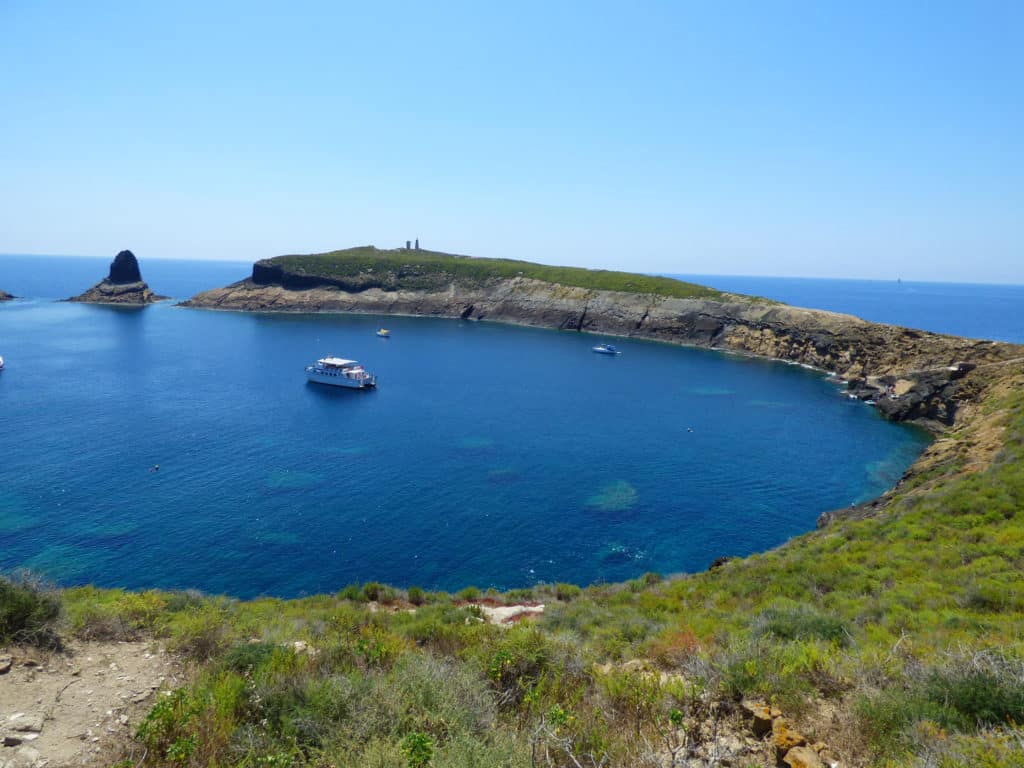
[180,282,1015,433]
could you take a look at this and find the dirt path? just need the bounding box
[1,642,184,768]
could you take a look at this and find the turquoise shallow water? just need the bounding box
[0,258,931,597]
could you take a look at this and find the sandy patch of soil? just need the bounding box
[0,642,183,768]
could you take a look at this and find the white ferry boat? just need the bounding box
[305,357,377,389]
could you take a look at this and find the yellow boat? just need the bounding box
[376,328,390,338]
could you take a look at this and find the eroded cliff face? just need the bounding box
[183,275,1024,427]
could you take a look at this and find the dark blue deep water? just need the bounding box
[0,257,940,597]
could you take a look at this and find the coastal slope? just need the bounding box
[184,246,1024,426]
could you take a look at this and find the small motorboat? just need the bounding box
[376,328,391,338]
[0,355,4,370]
[305,357,377,389]
[592,344,621,355]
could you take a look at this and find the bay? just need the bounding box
[1,257,933,596]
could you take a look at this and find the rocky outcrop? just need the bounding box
[184,266,1024,430]
[0,290,14,301]
[67,250,165,305]
[107,250,142,283]
[741,701,843,768]
[67,280,162,305]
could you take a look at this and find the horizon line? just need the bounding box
[1,250,1022,289]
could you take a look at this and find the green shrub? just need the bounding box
[116,591,168,632]
[362,582,397,603]
[168,605,231,660]
[398,605,485,656]
[407,586,426,606]
[165,735,196,763]
[136,688,202,760]
[338,583,362,601]
[598,670,661,737]
[356,626,409,669]
[858,655,1024,754]
[401,731,434,768]
[481,627,570,710]
[162,590,207,613]
[753,607,850,646]
[456,586,481,602]
[554,583,582,602]
[909,723,1024,768]
[361,582,385,601]
[0,573,61,647]
[923,663,1024,730]
[221,641,279,673]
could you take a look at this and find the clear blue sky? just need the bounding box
[1,1,1021,281]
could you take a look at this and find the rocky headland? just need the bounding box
[184,246,1024,431]
[67,250,166,305]
[0,290,15,301]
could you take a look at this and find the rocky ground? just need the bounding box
[0,643,183,768]
[65,280,164,305]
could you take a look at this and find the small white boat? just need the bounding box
[0,355,4,370]
[376,328,391,338]
[305,357,377,389]
[592,344,621,355]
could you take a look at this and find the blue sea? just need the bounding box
[5,255,1015,598]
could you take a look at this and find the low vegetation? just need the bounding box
[0,571,61,648]
[263,246,739,300]
[3,381,1024,766]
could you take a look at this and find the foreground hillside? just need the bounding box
[3,375,1022,767]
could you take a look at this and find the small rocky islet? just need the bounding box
[66,250,166,305]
